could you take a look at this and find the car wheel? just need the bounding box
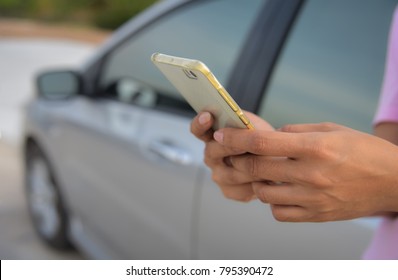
[25,142,72,249]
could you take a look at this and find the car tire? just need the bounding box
[25,142,73,250]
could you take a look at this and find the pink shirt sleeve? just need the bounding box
[373,6,398,125]
[363,7,398,260]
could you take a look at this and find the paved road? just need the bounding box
[0,38,94,259]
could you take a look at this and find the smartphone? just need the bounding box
[151,53,254,130]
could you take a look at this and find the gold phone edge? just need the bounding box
[199,64,255,130]
[152,53,254,130]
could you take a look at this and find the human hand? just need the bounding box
[213,122,398,222]
[190,111,274,202]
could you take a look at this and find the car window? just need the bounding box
[100,0,265,116]
[258,0,397,133]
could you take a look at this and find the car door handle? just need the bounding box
[148,140,193,165]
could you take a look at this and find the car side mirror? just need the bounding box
[36,70,82,100]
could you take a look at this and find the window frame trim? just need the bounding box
[228,0,304,113]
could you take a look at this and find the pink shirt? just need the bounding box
[363,6,398,260]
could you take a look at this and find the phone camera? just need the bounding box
[183,69,198,79]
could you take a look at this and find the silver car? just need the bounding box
[23,0,398,259]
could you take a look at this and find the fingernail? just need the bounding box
[213,130,224,143]
[198,112,211,125]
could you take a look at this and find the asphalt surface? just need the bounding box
[0,38,94,259]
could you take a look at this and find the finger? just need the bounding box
[211,165,257,186]
[230,154,297,183]
[190,112,214,142]
[279,122,348,133]
[218,183,256,203]
[204,141,245,166]
[254,183,330,222]
[214,129,308,157]
[253,182,301,206]
[252,181,316,206]
[270,205,311,222]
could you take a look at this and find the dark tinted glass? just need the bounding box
[259,0,397,133]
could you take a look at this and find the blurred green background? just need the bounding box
[0,0,158,30]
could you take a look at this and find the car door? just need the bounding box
[56,0,266,259]
[197,0,398,259]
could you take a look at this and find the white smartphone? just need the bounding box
[151,53,254,130]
